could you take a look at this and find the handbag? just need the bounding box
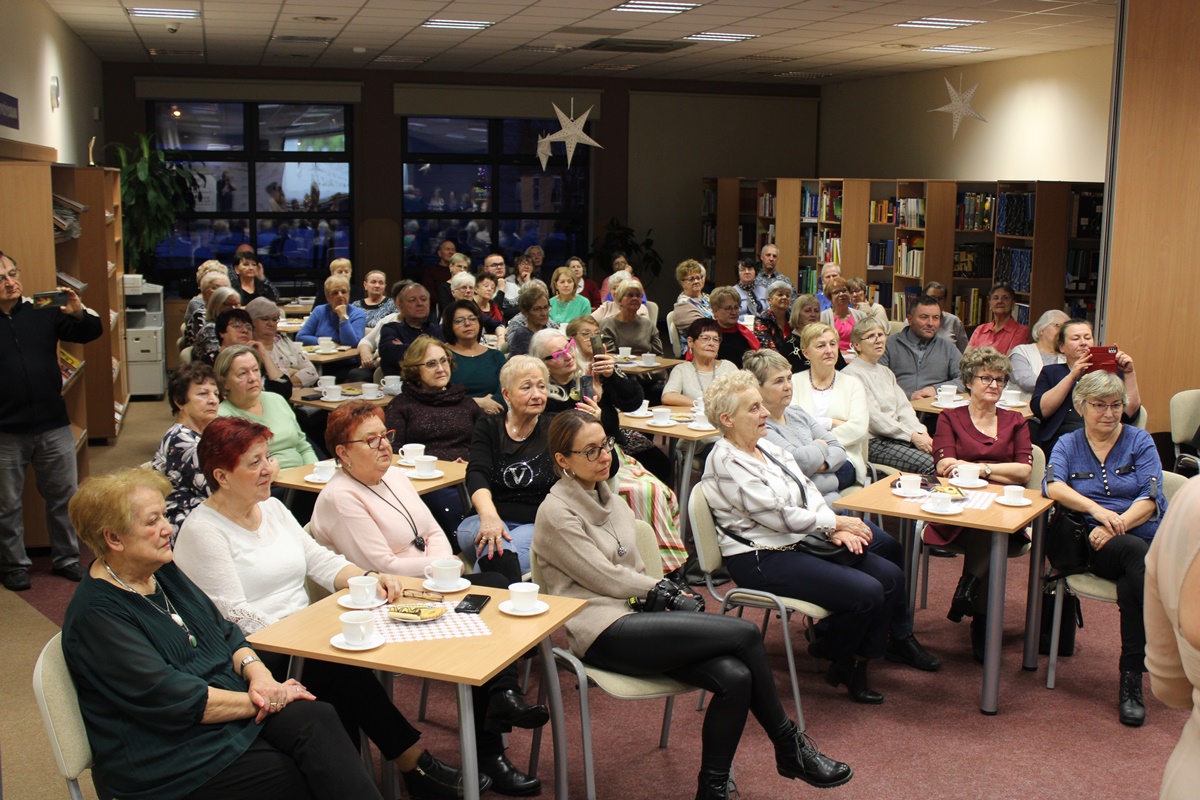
[1043,464,1092,577]
[1038,580,1083,657]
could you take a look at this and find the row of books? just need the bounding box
[869,281,893,309]
[736,224,757,250]
[1065,248,1100,292]
[1072,191,1103,238]
[1014,302,1031,326]
[892,286,923,319]
[1064,297,1097,322]
[817,229,841,263]
[952,289,988,326]
[59,347,82,387]
[895,234,925,277]
[956,192,996,231]
[869,198,896,225]
[996,192,1036,236]
[896,198,926,228]
[701,221,717,249]
[819,187,842,222]
[952,243,995,278]
[756,225,776,254]
[758,192,776,218]
[800,227,816,257]
[115,400,127,426]
[868,238,895,268]
[994,246,1033,292]
[701,187,718,216]
[795,268,820,296]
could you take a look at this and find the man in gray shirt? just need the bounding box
[882,295,964,399]
[923,281,968,353]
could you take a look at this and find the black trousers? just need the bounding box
[1087,533,1149,673]
[584,612,790,775]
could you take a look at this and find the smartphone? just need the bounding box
[300,392,323,401]
[455,594,491,614]
[1086,345,1119,374]
[33,290,69,309]
[590,333,606,356]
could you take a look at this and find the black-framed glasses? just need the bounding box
[570,436,616,462]
[974,375,1007,387]
[342,429,396,450]
[451,316,478,327]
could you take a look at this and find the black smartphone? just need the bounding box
[300,392,323,401]
[33,290,69,309]
[590,333,605,356]
[455,594,491,614]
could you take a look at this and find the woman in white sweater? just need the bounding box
[662,318,737,406]
[842,318,936,475]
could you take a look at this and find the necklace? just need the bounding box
[809,369,836,392]
[506,414,535,442]
[102,559,197,648]
[598,516,627,557]
[347,472,426,551]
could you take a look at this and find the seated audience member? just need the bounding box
[929,347,1033,662]
[881,295,964,399]
[672,259,712,354]
[450,271,483,308]
[967,282,1029,354]
[175,418,525,799]
[662,319,737,407]
[923,281,969,353]
[847,277,888,326]
[311,257,364,309]
[701,372,935,706]
[473,271,507,333]
[355,279,409,373]
[566,314,602,374]
[735,259,768,317]
[232,253,277,306]
[843,318,935,475]
[245,297,318,388]
[352,269,397,328]
[297,275,365,349]
[782,294,846,374]
[816,262,841,311]
[790,323,870,486]
[597,251,630,302]
[754,280,794,351]
[216,345,316,469]
[193,286,241,364]
[437,253,472,314]
[64,468,387,800]
[600,278,662,357]
[533,410,854,799]
[1009,309,1068,402]
[1044,370,1165,727]
[504,254,536,302]
[567,256,601,309]
[1031,318,1141,456]
[378,282,443,375]
[505,282,557,357]
[710,285,761,367]
[442,300,506,413]
[590,271,648,323]
[185,262,231,348]
[206,308,292,397]
[154,362,221,537]
[550,266,591,325]
[754,244,794,293]
[819,277,864,353]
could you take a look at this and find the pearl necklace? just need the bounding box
[809,369,836,392]
[102,559,197,648]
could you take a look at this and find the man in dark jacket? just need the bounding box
[0,251,102,591]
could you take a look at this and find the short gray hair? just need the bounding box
[528,328,568,360]
[1072,370,1128,413]
[1031,309,1069,342]
[200,270,230,293]
[517,280,549,313]
[849,316,886,345]
[499,354,549,392]
[766,280,792,299]
[206,286,239,321]
[450,271,476,291]
[703,370,760,431]
[741,349,791,385]
[213,344,264,388]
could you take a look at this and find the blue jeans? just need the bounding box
[0,426,81,572]
[457,515,536,576]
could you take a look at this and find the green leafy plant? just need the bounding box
[588,217,663,282]
[108,133,200,274]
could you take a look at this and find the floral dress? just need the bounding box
[152,423,210,541]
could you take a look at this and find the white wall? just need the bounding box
[0,0,105,164]
[819,45,1113,182]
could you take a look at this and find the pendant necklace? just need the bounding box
[600,518,627,557]
[348,473,426,551]
[102,559,198,647]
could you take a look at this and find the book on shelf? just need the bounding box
[868,239,895,268]
[701,186,717,216]
[756,224,776,253]
[953,289,986,327]
[896,198,926,228]
[758,192,775,218]
[1071,191,1104,238]
[817,230,841,264]
[994,247,1032,292]
[55,271,88,294]
[1014,302,1030,327]
[1065,248,1100,292]
[869,198,896,225]
[801,186,820,220]
[996,192,1035,236]
[956,192,996,231]
[819,187,843,222]
[896,234,925,277]
[952,243,994,278]
[801,227,815,257]
[797,267,818,296]
[893,286,922,320]
[1064,297,1097,322]
[59,347,82,386]
[112,356,120,379]
[870,281,893,310]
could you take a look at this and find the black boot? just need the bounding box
[484,689,550,733]
[884,633,942,671]
[478,753,541,797]
[826,658,884,704]
[1119,670,1146,727]
[402,751,491,800]
[948,573,981,623]
[772,721,854,789]
[970,614,987,664]
[695,769,737,800]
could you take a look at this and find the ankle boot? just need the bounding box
[970,614,987,664]
[402,751,491,800]
[826,658,884,704]
[771,721,854,789]
[695,768,737,800]
[948,573,981,623]
[1119,670,1146,727]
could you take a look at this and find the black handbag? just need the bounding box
[1039,581,1082,657]
[1043,464,1092,577]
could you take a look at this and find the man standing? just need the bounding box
[923,281,969,354]
[754,244,794,294]
[817,262,842,311]
[423,239,456,314]
[735,260,768,317]
[377,283,442,376]
[881,295,964,400]
[0,252,102,591]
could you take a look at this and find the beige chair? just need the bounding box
[528,520,695,800]
[665,309,682,357]
[1044,470,1186,689]
[888,320,906,336]
[1130,405,1149,430]
[646,300,659,327]
[1169,389,1200,469]
[179,345,194,364]
[32,633,92,800]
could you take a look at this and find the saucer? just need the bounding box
[498,599,550,617]
[404,469,445,480]
[920,502,963,516]
[330,632,384,651]
[688,422,717,432]
[304,474,333,484]
[423,577,470,593]
[320,396,347,403]
[397,457,417,467]
[949,477,988,489]
[997,401,1027,409]
[995,496,1033,507]
[361,393,384,401]
[932,400,966,409]
[646,419,677,427]
[636,360,659,367]
[891,487,927,498]
[338,594,386,610]
[625,410,653,418]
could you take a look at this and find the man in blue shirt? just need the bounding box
[378,283,443,376]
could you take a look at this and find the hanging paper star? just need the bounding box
[537,100,603,170]
[929,75,986,139]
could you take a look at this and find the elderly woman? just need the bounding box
[591,270,649,323]
[567,255,601,309]
[927,347,1033,659]
[310,402,549,796]
[296,275,366,347]
[193,286,241,363]
[753,280,794,351]
[441,300,506,413]
[1009,309,1068,400]
[550,265,591,325]
[504,253,536,300]
[672,259,712,351]
[154,362,222,537]
[216,345,316,469]
[843,318,935,474]
[735,259,768,317]
[311,258,364,309]
[457,356,559,575]
[1044,370,1166,727]
[185,263,231,349]
[438,252,472,313]
[819,277,864,353]
[565,314,601,374]
[791,323,870,486]
[174,418,484,800]
[967,282,1029,354]
[662,318,737,407]
[450,269,478,306]
[1032,318,1141,455]
[600,278,663,357]
[352,269,397,328]
[505,281,558,357]
[782,294,845,374]
[701,372,930,704]
[245,297,318,388]
[711,285,761,367]
[63,468,385,800]
[597,251,630,302]
[473,271,506,329]
[847,278,888,325]
[534,411,853,799]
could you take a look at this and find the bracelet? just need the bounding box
[364,569,378,578]
[238,653,261,677]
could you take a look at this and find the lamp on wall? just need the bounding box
[50,76,60,110]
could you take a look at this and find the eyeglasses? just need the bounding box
[543,340,575,363]
[974,375,1007,386]
[830,288,849,296]
[716,305,740,313]
[623,292,643,299]
[682,275,704,283]
[860,332,887,342]
[259,315,280,323]
[342,429,396,450]
[227,323,253,333]
[1086,401,1125,413]
[0,267,20,284]
[421,356,449,370]
[570,437,616,462]
[693,334,721,344]
[451,316,478,327]
[530,304,550,313]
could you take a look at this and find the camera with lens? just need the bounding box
[630,579,705,613]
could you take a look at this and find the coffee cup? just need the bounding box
[618,346,633,359]
[641,352,657,366]
[414,455,438,477]
[509,582,540,612]
[348,575,379,606]
[382,375,402,395]
[424,558,463,590]
[651,407,672,425]
[340,610,375,646]
[635,399,650,415]
[312,460,336,481]
[693,397,705,414]
[1004,485,1025,503]
[360,383,382,399]
[952,464,982,484]
[899,474,921,493]
[1001,387,1022,405]
[401,443,425,461]
[318,375,336,388]
[929,492,952,512]
[321,384,342,401]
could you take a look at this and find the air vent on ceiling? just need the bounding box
[737,55,791,63]
[292,16,339,23]
[271,35,331,44]
[581,38,693,54]
[375,55,428,63]
[149,49,204,56]
[581,63,639,71]
[774,71,832,79]
[516,45,575,54]
[556,26,631,36]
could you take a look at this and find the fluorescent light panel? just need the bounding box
[422,19,494,30]
[775,71,831,78]
[582,63,638,70]
[922,45,994,53]
[127,7,201,19]
[375,55,428,63]
[612,1,699,13]
[684,32,758,42]
[894,17,983,30]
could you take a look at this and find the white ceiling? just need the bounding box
[47,0,1117,85]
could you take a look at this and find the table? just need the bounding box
[619,356,682,375]
[278,317,305,336]
[833,477,1052,715]
[274,456,466,497]
[247,579,586,800]
[278,301,313,316]
[303,346,360,374]
[619,408,719,537]
[290,382,390,412]
[911,394,1034,420]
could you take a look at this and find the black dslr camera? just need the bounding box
[630,579,706,613]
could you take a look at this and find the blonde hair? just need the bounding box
[675,259,706,284]
[1072,370,1128,412]
[323,275,350,296]
[195,260,227,285]
[551,267,576,297]
[329,257,352,275]
[800,321,837,351]
[500,355,549,392]
[703,370,760,430]
[614,279,645,302]
[789,294,820,329]
[69,468,172,556]
[959,346,1011,387]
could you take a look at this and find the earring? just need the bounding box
[564,468,575,479]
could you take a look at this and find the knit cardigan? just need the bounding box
[789,369,870,485]
[842,357,928,441]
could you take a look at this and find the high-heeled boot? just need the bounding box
[826,658,884,704]
[947,573,981,623]
[695,768,737,800]
[970,614,987,664]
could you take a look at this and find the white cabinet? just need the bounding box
[125,280,166,396]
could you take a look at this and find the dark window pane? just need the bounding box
[255,163,351,213]
[509,218,586,268]
[171,161,250,214]
[152,218,252,272]
[260,218,350,272]
[407,117,489,155]
[496,165,590,214]
[502,118,596,161]
[154,102,244,151]
[258,104,346,152]
[402,164,491,213]
[402,217,496,270]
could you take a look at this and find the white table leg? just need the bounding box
[980,530,1008,715]
[537,637,569,799]
[455,684,480,800]
[1022,514,1048,670]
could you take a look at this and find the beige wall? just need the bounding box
[819,45,1113,181]
[628,91,818,303]
[0,0,105,165]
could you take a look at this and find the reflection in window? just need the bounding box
[406,118,489,155]
[258,104,346,152]
[154,218,251,270]
[402,164,490,213]
[403,218,495,271]
[171,161,250,213]
[259,219,351,270]
[255,163,351,213]
[496,166,589,215]
[154,102,244,151]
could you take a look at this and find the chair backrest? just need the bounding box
[1163,470,1188,504]
[373,366,383,384]
[529,519,662,584]
[665,310,682,358]
[888,320,906,336]
[1131,405,1149,431]
[179,345,194,364]
[32,633,93,789]
[687,486,724,577]
[1169,390,1200,447]
[301,523,334,602]
[1027,445,1046,490]
[646,300,659,327]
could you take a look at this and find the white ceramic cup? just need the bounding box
[953,464,982,483]
[318,336,336,352]
[1001,387,1022,405]
[899,474,921,493]
[340,610,375,646]
[741,314,755,327]
[312,460,336,481]
[930,492,953,512]
[693,397,706,414]
[636,399,650,415]
[652,407,672,425]
[401,443,425,461]
[1004,484,1025,503]
[937,388,957,404]
[321,385,343,401]
[424,558,463,589]
[382,375,402,389]
[509,582,540,612]
[348,575,378,606]
[618,346,633,358]
[414,455,438,477]
[641,351,657,366]
[318,375,336,388]
[360,383,381,399]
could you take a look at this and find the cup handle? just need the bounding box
[424,565,434,580]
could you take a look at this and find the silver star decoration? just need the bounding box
[537,101,603,170]
[930,75,986,139]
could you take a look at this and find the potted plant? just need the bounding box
[108,132,200,274]
[588,217,664,284]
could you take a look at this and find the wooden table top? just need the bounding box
[832,475,1052,534]
[302,346,360,365]
[279,302,313,316]
[619,407,720,441]
[248,579,586,686]
[911,394,1034,420]
[618,356,683,375]
[274,457,466,495]
[278,318,305,335]
[290,382,391,411]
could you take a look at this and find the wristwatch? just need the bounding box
[238,653,261,677]
[983,464,992,478]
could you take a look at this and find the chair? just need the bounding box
[1169,389,1200,469]
[1045,470,1187,689]
[1130,405,1149,431]
[646,300,659,327]
[665,310,682,357]
[888,320,906,336]
[528,520,697,800]
[179,345,194,364]
[689,486,828,731]
[32,633,92,800]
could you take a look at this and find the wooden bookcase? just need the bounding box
[949,180,998,326]
[890,180,955,319]
[993,180,1071,328]
[1064,181,1104,323]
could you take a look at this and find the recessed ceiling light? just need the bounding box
[149,48,204,56]
[271,35,331,44]
[611,1,700,13]
[684,32,759,42]
[774,71,832,79]
[375,55,428,63]
[516,45,575,53]
[582,63,639,71]
[421,19,494,30]
[893,17,984,30]
[880,43,919,50]
[127,8,201,19]
[922,45,995,53]
[292,16,339,23]
[737,55,791,62]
